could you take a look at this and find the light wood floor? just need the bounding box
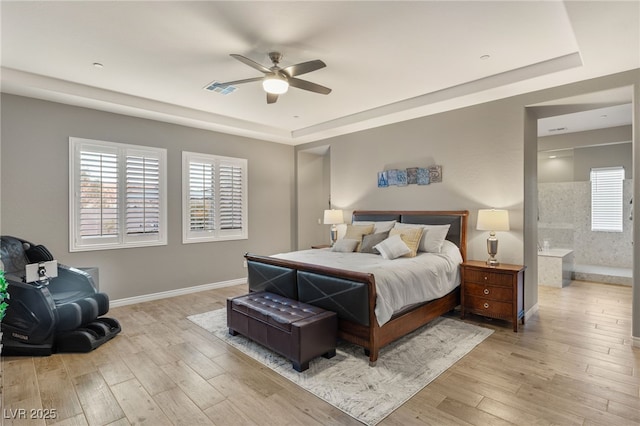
[1,280,638,426]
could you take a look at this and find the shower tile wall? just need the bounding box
[538,180,633,269]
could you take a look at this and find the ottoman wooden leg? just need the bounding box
[229,328,238,336]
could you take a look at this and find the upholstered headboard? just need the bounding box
[352,210,469,261]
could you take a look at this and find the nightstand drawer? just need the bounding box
[465,295,512,318]
[464,282,513,302]
[465,269,513,287]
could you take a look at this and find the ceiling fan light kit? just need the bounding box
[262,74,289,94]
[214,51,331,104]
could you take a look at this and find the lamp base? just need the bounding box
[486,257,500,267]
[486,233,499,267]
[330,226,338,247]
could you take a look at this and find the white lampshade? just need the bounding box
[262,74,289,94]
[323,209,344,225]
[477,209,510,231]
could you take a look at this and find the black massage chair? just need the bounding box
[1,236,121,356]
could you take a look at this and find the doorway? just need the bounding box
[537,102,633,287]
[296,145,331,250]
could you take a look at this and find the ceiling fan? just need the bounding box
[215,52,331,104]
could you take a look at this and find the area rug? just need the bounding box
[188,309,492,425]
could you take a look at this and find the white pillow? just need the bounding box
[331,238,359,252]
[422,224,451,253]
[373,234,411,260]
[440,239,463,263]
[352,220,397,233]
[335,223,348,240]
[393,223,451,253]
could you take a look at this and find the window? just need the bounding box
[69,137,167,251]
[590,166,624,232]
[182,152,247,243]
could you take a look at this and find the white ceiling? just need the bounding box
[1,1,638,145]
[538,103,633,137]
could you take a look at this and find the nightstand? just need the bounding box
[311,244,330,249]
[460,260,526,332]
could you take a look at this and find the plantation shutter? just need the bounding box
[183,152,247,243]
[70,137,167,251]
[219,161,244,230]
[591,167,624,232]
[189,161,216,231]
[126,154,161,235]
[79,150,119,237]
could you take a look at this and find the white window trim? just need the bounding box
[590,166,624,233]
[69,137,167,251]
[182,151,248,244]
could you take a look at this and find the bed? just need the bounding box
[244,210,469,365]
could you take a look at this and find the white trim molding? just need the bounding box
[110,277,245,308]
[525,303,540,323]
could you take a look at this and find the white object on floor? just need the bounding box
[538,248,574,288]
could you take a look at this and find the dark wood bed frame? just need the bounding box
[244,210,469,365]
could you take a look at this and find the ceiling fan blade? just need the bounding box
[230,54,271,74]
[216,77,264,86]
[281,60,326,77]
[266,92,279,104]
[288,77,332,95]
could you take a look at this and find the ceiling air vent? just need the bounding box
[204,81,237,95]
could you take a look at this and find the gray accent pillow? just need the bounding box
[331,238,359,252]
[359,231,390,254]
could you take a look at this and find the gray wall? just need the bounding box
[633,81,640,342]
[573,143,633,181]
[0,94,295,301]
[538,156,574,183]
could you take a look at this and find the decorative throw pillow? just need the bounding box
[393,223,451,253]
[389,227,423,257]
[344,224,374,251]
[420,224,451,253]
[352,220,397,234]
[331,238,359,253]
[373,234,411,260]
[358,231,390,254]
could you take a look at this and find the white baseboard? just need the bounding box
[525,303,539,322]
[110,278,246,308]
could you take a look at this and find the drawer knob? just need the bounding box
[483,288,490,295]
[483,302,489,309]
[484,276,488,280]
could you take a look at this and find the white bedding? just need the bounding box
[273,240,462,326]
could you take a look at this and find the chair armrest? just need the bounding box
[47,265,98,294]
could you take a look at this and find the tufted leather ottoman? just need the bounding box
[227,291,337,372]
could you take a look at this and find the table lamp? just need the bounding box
[323,209,344,246]
[476,209,510,266]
